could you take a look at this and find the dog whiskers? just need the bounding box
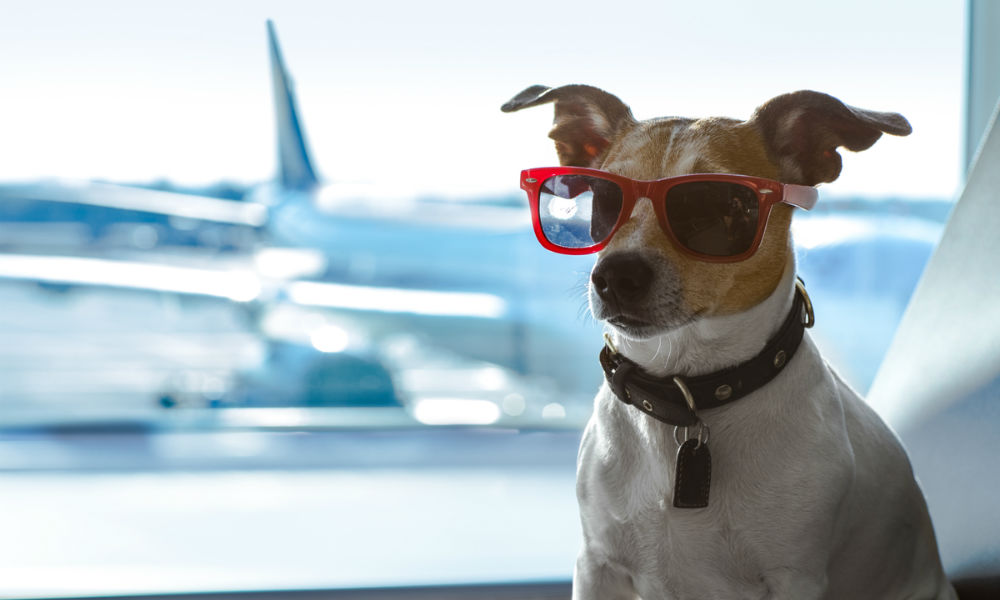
[569,273,597,325]
[577,300,596,325]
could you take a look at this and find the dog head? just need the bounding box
[503,85,910,340]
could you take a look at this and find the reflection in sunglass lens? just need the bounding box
[538,175,623,249]
[665,182,759,256]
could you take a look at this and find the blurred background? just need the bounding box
[0,0,984,598]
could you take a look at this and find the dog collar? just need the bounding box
[600,279,815,427]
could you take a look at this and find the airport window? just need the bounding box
[0,1,977,598]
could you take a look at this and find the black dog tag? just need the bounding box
[673,439,711,508]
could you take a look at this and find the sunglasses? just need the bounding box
[520,167,818,262]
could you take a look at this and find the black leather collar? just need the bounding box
[600,281,814,426]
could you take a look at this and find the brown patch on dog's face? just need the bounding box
[597,117,793,326]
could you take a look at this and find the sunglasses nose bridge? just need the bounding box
[622,194,654,224]
[626,180,657,217]
[634,180,655,200]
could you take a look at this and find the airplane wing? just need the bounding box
[0,250,509,319]
[0,180,267,227]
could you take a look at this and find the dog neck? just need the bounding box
[607,259,798,379]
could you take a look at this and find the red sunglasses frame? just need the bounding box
[520,166,818,262]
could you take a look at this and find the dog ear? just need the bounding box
[502,84,635,167]
[750,90,912,186]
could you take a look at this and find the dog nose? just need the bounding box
[591,253,654,304]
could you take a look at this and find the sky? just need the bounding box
[0,0,967,199]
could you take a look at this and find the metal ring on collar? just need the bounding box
[603,332,619,355]
[672,376,697,413]
[673,422,710,447]
[795,278,815,328]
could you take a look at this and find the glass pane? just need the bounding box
[0,1,968,596]
[665,182,758,256]
[539,174,622,248]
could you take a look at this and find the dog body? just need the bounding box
[576,269,950,599]
[503,86,956,599]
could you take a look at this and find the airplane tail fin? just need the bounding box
[267,20,319,190]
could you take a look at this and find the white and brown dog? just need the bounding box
[503,86,956,599]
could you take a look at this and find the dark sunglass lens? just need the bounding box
[665,182,759,256]
[538,175,623,249]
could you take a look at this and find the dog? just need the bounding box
[503,85,956,599]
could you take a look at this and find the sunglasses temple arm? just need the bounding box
[783,184,819,211]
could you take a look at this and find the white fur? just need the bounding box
[574,264,957,599]
[658,136,705,179]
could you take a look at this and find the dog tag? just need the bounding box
[673,439,711,508]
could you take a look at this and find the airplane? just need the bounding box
[0,21,948,426]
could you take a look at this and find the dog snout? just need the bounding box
[591,253,654,305]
